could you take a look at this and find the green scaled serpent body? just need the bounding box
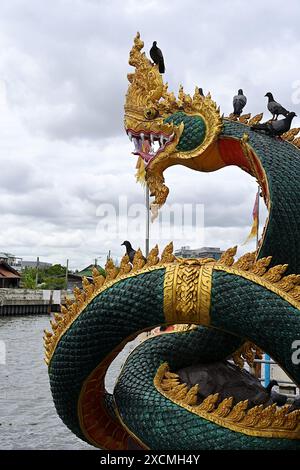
[45,33,300,450]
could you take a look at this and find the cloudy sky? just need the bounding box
[0,0,299,270]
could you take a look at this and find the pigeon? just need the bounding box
[265,92,289,120]
[150,41,165,73]
[198,87,204,97]
[265,380,287,406]
[251,112,297,137]
[288,395,300,412]
[121,241,147,264]
[233,89,247,116]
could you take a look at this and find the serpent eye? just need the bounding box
[144,107,158,120]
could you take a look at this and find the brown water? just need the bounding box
[0,315,136,450]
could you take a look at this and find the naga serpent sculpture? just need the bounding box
[45,33,300,450]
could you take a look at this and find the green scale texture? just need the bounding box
[49,269,166,440]
[222,121,300,274]
[114,323,300,449]
[164,112,206,151]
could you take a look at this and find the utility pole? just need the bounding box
[35,256,39,288]
[145,185,150,256]
[65,259,69,290]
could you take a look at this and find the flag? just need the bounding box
[243,190,259,245]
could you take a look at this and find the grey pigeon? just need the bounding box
[265,380,287,407]
[121,240,146,264]
[288,395,300,412]
[251,112,296,137]
[150,41,165,73]
[233,89,247,116]
[265,92,289,120]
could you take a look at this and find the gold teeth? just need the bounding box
[216,246,300,307]
[155,363,300,437]
[44,242,177,364]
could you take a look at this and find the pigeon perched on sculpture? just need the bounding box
[121,241,147,264]
[150,41,165,73]
[265,92,289,120]
[233,89,247,116]
[251,112,296,137]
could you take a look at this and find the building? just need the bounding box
[77,264,106,278]
[0,253,23,271]
[174,246,224,260]
[22,260,52,270]
[0,262,21,288]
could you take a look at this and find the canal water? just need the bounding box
[0,315,138,450]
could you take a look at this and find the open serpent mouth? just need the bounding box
[127,129,175,164]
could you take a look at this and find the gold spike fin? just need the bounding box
[263,264,288,283]
[218,246,237,267]
[161,378,180,391]
[272,405,291,428]
[44,329,53,338]
[73,286,85,304]
[242,405,264,426]
[132,248,146,271]
[50,319,58,331]
[239,113,251,124]
[232,341,259,369]
[250,256,272,276]
[105,258,119,281]
[282,127,300,142]
[257,404,277,428]
[227,400,248,422]
[82,276,95,298]
[215,397,233,417]
[60,305,68,316]
[146,244,159,266]
[172,384,189,400]
[160,242,175,263]
[233,252,255,271]
[165,371,180,379]
[277,274,300,292]
[292,136,300,148]
[248,113,264,126]
[118,254,132,276]
[54,313,63,323]
[182,384,199,406]
[94,274,105,290]
[284,410,300,430]
[65,297,73,308]
[168,383,188,398]
[197,393,219,413]
[228,113,238,121]
[289,285,300,302]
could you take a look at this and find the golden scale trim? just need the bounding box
[44,244,300,365]
[154,362,300,439]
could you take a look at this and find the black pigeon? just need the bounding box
[265,380,287,407]
[198,87,204,97]
[121,241,146,264]
[288,395,300,412]
[251,112,297,137]
[150,41,165,73]
[233,89,247,116]
[265,92,289,120]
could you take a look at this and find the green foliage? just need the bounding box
[21,264,67,289]
[21,269,36,289]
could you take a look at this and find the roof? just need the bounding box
[0,262,21,278]
[77,264,105,277]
